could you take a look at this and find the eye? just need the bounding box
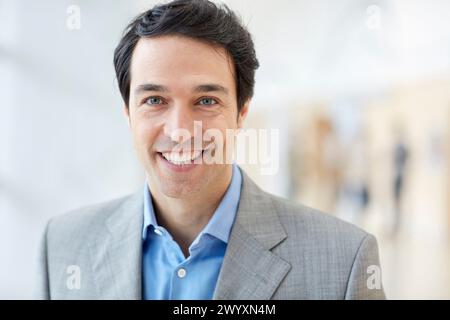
[145,96,164,105]
[198,97,218,106]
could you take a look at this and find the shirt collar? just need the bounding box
[142,164,242,244]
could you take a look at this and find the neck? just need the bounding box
[149,165,233,257]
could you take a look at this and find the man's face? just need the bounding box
[125,35,248,199]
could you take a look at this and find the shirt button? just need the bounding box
[154,228,163,236]
[177,268,187,278]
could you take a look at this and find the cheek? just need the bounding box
[203,120,237,146]
[203,108,238,128]
[132,120,159,150]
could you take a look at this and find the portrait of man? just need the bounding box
[35,0,385,300]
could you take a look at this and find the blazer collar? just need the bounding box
[213,169,291,299]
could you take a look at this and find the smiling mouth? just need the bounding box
[157,150,204,166]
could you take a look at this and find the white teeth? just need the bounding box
[161,150,202,165]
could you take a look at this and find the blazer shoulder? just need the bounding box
[266,192,370,245]
[46,192,139,242]
[259,191,384,300]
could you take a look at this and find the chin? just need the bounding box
[158,181,200,199]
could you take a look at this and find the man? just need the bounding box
[35,0,385,299]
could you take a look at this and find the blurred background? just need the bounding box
[1,0,449,299]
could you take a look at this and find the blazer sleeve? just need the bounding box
[34,220,51,300]
[344,233,386,299]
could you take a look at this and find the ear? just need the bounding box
[123,105,131,128]
[237,100,250,129]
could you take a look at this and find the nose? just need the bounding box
[163,104,198,145]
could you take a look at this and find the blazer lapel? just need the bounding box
[89,191,144,299]
[213,170,291,299]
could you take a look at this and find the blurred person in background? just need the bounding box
[392,130,409,237]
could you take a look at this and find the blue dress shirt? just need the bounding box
[142,165,242,300]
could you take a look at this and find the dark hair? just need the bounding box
[113,0,259,111]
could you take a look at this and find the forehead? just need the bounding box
[130,35,236,93]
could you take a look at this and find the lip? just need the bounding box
[156,151,203,173]
[157,149,206,153]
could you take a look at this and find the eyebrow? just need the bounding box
[134,83,229,96]
[193,84,229,95]
[134,83,168,95]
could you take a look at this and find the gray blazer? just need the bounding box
[35,170,385,299]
